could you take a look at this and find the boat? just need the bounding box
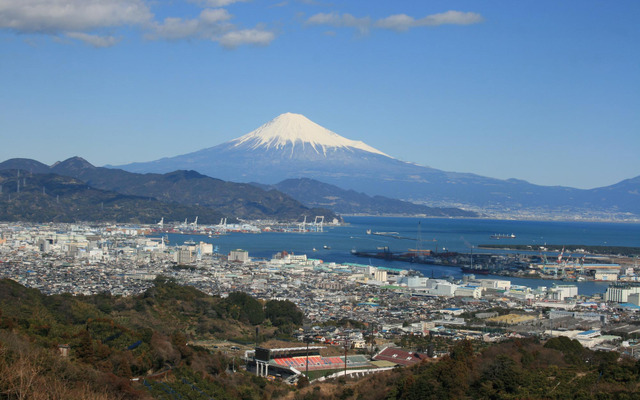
[460,266,491,275]
[323,245,331,249]
[490,233,516,239]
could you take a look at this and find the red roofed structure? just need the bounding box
[372,347,429,366]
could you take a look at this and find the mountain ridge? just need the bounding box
[257,178,478,217]
[112,113,640,219]
[0,157,339,222]
[0,169,228,223]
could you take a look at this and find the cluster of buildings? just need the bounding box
[1,222,640,359]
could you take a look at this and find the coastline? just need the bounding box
[339,214,640,223]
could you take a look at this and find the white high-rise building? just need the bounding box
[605,285,640,303]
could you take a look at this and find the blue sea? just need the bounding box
[165,217,640,296]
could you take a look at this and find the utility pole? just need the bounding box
[305,336,311,376]
[255,327,259,349]
[369,323,376,356]
[343,338,349,379]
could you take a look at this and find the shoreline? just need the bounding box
[341,215,640,224]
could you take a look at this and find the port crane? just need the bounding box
[312,216,324,232]
[298,216,307,232]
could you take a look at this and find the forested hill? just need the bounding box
[0,277,302,399]
[1,276,640,399]
[295,338,640,399]
[0,157,339,222]
[0,170,228,224]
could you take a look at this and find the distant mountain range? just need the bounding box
[255,178,477,217]
[115,113,640,219]
[0,157,339,223]
[0,170,228,224]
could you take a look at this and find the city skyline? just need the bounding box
[1,1,639,189]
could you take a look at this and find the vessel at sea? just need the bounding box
[490,233,516,239]
[460,267,490,275]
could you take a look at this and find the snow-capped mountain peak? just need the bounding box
[232,112,389,157]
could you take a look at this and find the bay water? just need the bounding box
[166,217,640,296]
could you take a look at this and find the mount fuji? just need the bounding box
[119,113,402,184]
[116,113,640,218]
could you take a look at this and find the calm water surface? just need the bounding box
[164,217,640,296]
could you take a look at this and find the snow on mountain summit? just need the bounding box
[232,113,390,157]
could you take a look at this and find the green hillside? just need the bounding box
[0,170,227,224]
[2,277,640,399]
[0,277,300,399]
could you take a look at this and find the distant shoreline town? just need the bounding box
[2,221,640,355]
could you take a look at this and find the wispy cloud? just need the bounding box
[65,32,121,47]
[306,10,484,34]
[219,28,275,48]
[0,0,152,33]
[147,8,275,47]
[0,0,275,48]
[147,8,233,40]
[306,12,370,34]
[0,2,481,48]
[376,11,484,31]
[187,0,248,7]
[297,0,331,6]
[270,1,289,8]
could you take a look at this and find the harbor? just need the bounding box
[153,216,640,295]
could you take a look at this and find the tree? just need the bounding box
[265,300,303,327]
[226,292,264,325]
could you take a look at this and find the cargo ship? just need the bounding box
[460,266,491,275]
[490,233,516,239]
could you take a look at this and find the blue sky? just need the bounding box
[1,0,638,189]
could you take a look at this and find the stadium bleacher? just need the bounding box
[270,355,350,370]
[258,345,372,372]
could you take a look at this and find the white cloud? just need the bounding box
[297,0,327,5]
[147,17,200,40]
[148,8,234,40]
[66,32,121,47]
[376,11,484,31]
[307,10,483,34]
[0,0,152,33]
[218,28,275,48]
[420,10,484,26]
[188,0,247,6]
[306,12,370,34]
[0,0,274,48]
[200,8,233,24]
[148,8,274,48]
[374,14,414,32]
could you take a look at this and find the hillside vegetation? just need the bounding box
[0,277,300,399]
[0,170,227,224]
[2,277,640,399]
[295,339,640,400]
